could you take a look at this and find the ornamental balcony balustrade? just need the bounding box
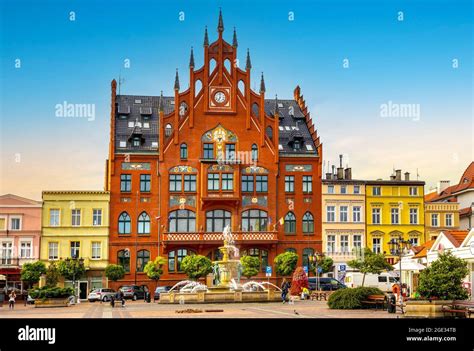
[0,257,38,268]
[162,230,278,243]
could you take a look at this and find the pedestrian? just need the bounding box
[9,290,16,310]
[22,289,28,306]
[281,278,290,304]
[119,290,125,307]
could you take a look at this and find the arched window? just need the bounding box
[241,209,268,232]
[180,143,188,159]
[118,212,131,234]
[206,210,231,232]
[284,212,296,234]
[224,59,231,74]
[285,248,297,253]
[168,210,196,232]
[136,250,150,272]
[117,250,130,273]
[252,103,259,117]
[302,212,314,234]
[241,248,268,272]
[165,124,172,137]
[266,126,273,140]
[137,212,150,234]
[251,144,258,161]
[302,248,314,269]
[168,248,195,272]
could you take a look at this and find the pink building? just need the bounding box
[0,194,42,291]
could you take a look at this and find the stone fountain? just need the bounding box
[159,225,281,304]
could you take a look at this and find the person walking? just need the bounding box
[119,290,125,307]
[8,290,16,310]
[281,279,290,304]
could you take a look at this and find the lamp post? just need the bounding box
[388,235,411,305]
[309,251,322,291]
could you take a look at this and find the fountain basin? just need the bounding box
[159,289,281,304]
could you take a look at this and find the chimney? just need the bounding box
[337,154,344,180]
[344,168,352,180]
[404,172,410,181]
[390,174,396,181]
[395,169,402,181]
[438,180,451,193]
[326,173,332,180]
[332,165,337,180]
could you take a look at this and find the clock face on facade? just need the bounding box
[209,87,231,109]
[214,91,226,104]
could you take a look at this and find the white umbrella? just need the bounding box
[393,261,426,271]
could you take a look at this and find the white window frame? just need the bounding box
[409,187,418,196]
[445,213,453,227]
[409,208,418,225]
[372,187,381,196]
[9,216,22,231]
[353,235,362,249]
[50,209,60,226]
[353,206,361,222]
[327,235,336,253]
[431,213,439,227]
[340,235,349,253]
[93,209,102,226]
[327,185,335,194]
[91,242,101,260]
[71,209,81,227]
[372,238,381,254]
[19,240,33,258]
[372,208,381,224]
[48,242,59,261]
[340,206,348,222]
[391,208,400,224]
[327,206,335,222]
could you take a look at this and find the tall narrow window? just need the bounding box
[302,212,314,234]
[207,173,220,191]
[445,213,453,227]
[184,174,197,192]
[251,144,258,161]
[373,238,381,254]
[409,208,418,225]
[140,174,151,192]
[327,206,335,222]
[206,210,231,232]
[136,250,150,272]
[341,235,349,253]
[118,212,131,234]
[50,209,60,226]
[70,241,80,258]
[138,212,150,234]
[372,208,381,224]
[391,208,400,224]
[340,206,348,222]
[91,242,101,259]
[180,143,188,159]
[241,210,268,232]
[120,174,131,192]
[285,176,295,193]
[372,187,381,196]
[48,242,59,260]
[302,176,312,193]
[222,173,234,191]
[168,210,196,232]
[327,236,335,253]
[353,235,362,250]
[93,209,102,226]
[353,206,361,222]
[302,248,314,269]
[117,250,130,273]
[225,144,236,161]
[169,174,182,192]
[256,175,268,192]
[242,175,254,192]
[71,209,81,226]
[431,214,439,227]
[203,143,214,159]
[20,242,32,258]
[284,212,296,234]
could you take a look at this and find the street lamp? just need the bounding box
[309,252,322,291]
[66,256,85,304]
[388,235,411,305]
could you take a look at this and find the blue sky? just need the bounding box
[0,0,472,199]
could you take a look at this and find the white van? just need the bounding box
[344,272,399,292]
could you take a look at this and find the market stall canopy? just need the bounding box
[393,262,426,271]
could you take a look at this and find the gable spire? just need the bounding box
[245,49,252,70]
[260,72,266,93]
[217,8,224,33]
[174,69,180,91]
[159,90,164,112]
[274,94,279,115]
[232,27,238,47]
[189,47,195,68]
[204,26,209,46]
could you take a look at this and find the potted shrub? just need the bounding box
[29,286,74,308]
[404,252,469,318]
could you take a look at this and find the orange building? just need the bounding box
[105,11,323,288]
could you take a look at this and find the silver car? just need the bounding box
[87,288,115,302]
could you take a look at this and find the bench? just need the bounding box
[310,291,331,301]
[361,295,386,309]
[110,298,125,308]
[442,301,474,318]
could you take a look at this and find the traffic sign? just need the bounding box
[265,266,272,277]
[339,265,346,272]
[303,266,308,274]
[317,267,322,273]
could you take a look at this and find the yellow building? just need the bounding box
[322,158,365,280]
[424,201,460,241]
[40,191,110,299]
[366,170,425,264]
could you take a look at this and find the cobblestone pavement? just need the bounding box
[0,300,400,318]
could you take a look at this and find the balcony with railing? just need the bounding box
[162,231,278,244]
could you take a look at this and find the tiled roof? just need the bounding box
[443,230,469,248]
[424,191,438,202]
[428,162,474,202]
[459,207,472,217]
[114,95,318,155]
[412,240,435,259]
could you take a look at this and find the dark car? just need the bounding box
[119,285,149,301]
[308,277,346,291]
[153,286,171,302]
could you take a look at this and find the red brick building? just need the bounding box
[105,11,323,288]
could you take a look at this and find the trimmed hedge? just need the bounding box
[328,287,384,309]
[29,286,74,300]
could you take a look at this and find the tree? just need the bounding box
[274,252,298,276]
[21,261,46,287]
[240,255,260,279]
[181,255,213,280]
[348,248,393,286]
[144,256,166,289]
[310,256,334,274]
[105,264,126,282]
[417,251,469,300]
[45,262,60,287]
[290,267,309,296]
[57,258,86,281]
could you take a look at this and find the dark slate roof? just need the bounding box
[115,95,174,153]
[114,95,318,155]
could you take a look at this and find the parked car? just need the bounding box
[308,277,347,291]
[343,272,399,292]
[153,286,171,302]
[119,285,149,300]
[88,288,116,302]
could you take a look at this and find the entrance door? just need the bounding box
[79,282,88,300]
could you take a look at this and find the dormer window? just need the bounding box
[132,137,141,147]
[294,140,301,150]
[165,124,172,137]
